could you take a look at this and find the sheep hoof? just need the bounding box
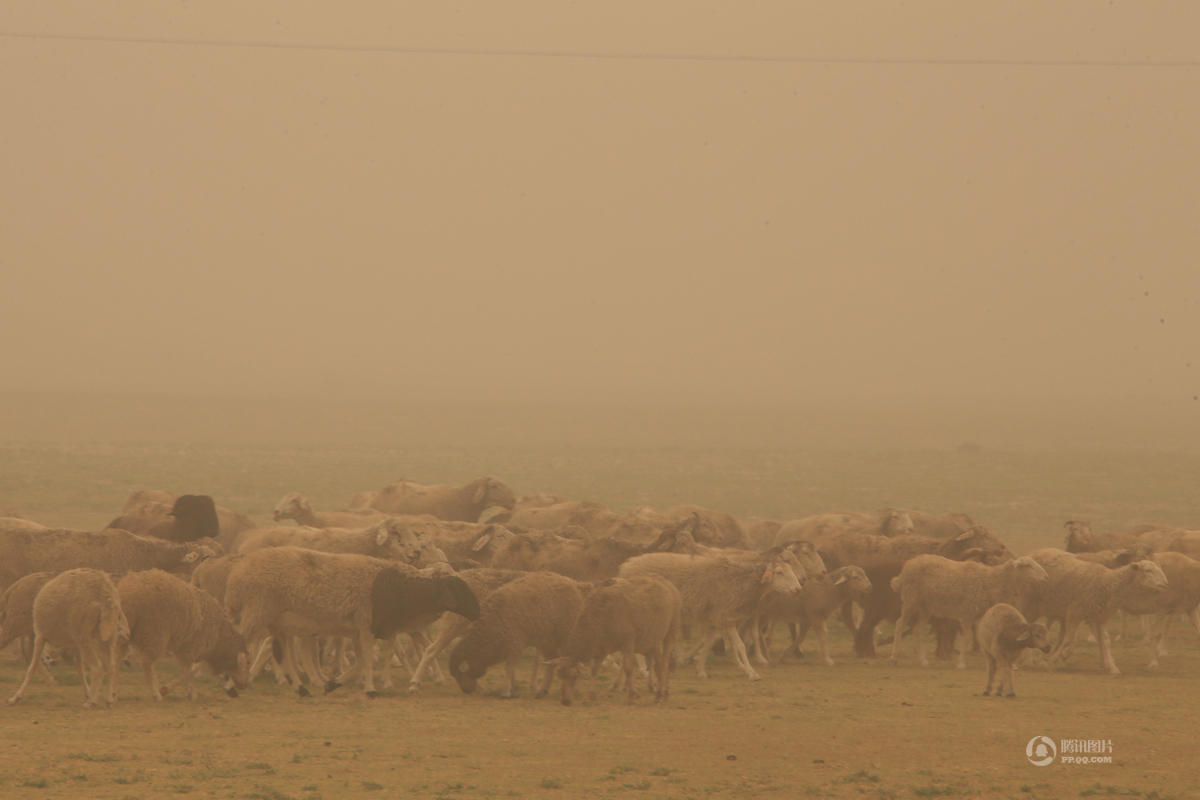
[534,688,548,699]
[1004,691,1016,698]
[823,658,835,667]
[226,687,239,698]
[981,688,991,696]
[297,685,311,698]
[407,684,420,694]
[6,696,20,706]
[366,691,380,700]
[324,680,341,695]
[561,697,572,707]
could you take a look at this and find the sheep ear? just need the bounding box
[832,575,847,586]
[473,483,487,504]
[375,525,390,547]
[760,568,773,584]
[953,531,973,542]
[541,657,565,666]
[457,661,471,673]
[471,531,493,552]
[183,551,201,563]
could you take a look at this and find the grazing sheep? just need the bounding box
[232,518,444,566]
[759,565,872,666]
[361,476,517,522]
[1026,549,1169,674]
[117,569,250,700]
[618,551,804,680]
[406,568,528,693]
[448,572,585,698]
[0,572,57,684]
[815,527,1014,658]
[554,575,682,706]
[8,568,129,708]
[0,527,219,593]
[889,555,1049,668]
[272,492,387,529]
[977,603,1052,697]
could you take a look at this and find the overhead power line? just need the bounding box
[3,29,1200,67]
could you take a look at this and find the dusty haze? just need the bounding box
[2,2,1198,447]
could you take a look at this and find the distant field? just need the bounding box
[2,440,1199,799]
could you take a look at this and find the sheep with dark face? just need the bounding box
[977,603,1052,697]
[448,572,585,698]
[369,568,480,640]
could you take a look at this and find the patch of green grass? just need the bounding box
[361,782,384,791]
[21,778,48,788]
[539,778,562,789]
[1079,786,1142,797]
[66,752,120,762]
[838,769,881,784]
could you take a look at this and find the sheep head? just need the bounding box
[272,492,308,522]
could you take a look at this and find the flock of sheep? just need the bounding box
[2,475,1198,708]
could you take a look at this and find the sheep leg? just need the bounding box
[174,655,197,701]
[692,633,718,679]
[749,616,769,665]
[142,655,165,700]
[1147,615,1169,668]
[724,625,761,681]
[534,651,556,698]
[1002,657,1016,697]
[791,619,810,658]
[839,600,858,636]
[356,629,379,698]
[8,634,48,706]
[502,658,517,698]
[1156,615,1172,656]
[1189,606,1200,635]
[954,624,969,670]
[1096,623,1120,675]
[1048,617,1080,667]
[622,650,638,704]
[408,617,467,693]
[814,620,834,666]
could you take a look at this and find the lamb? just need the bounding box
[8,568,129,708]
[0,527,219,593]
[359,476,517,522]
[1026,548,1169,674]
[448,572,585,698]
[551,576,682,706]
[0,572,57,685]
[406,568,528,693]
[224,547,476,697]
[617,551,804,680]
[977,603,1052,697]
[117,569,250,700]
[272,492,388,529]
[888,555,1049,668]
[232,518,444,566]
[815,527,1014,658]
[758,565,872,666]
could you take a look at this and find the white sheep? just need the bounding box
[758,565,872,666]
[8,568,129,708]
[117,569,250,700]
[447,572,585,698]
[889,555,1049,668]
[271,492,387,529]
[0,571,57,685]
[617,552,803,681]
[552,575,682,706]
[1027,548,1169,675]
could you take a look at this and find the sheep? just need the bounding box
[815,527,1014,658]
[113,490,257,551]
[774,509,916,545]
[8,568,129,708]
[1114,551,1200,668]
[1164,531,1200,558]
[481,529,659,582]
[224,547,475,697]
[360,476,517,522]
[109,494,221,543]
[232,518,444,567]
[551,575,682,706]
[0,527,219,594]
[117,569,250,700]
[1026,548,1169,674]
[617,551,804,680]
[758,565,872,666]
[0,571,57,685]
[888,555,1049,668]
[448,572,585,698]
[977,603,1052,697]
[0,516,50,533]
[271,492,388,528]
[1063,520,1181,554]
[496,501,661,543]
[406,568,528,693]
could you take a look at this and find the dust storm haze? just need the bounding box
[2,1,1199,449]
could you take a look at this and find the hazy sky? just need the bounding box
[3,2,1199,404]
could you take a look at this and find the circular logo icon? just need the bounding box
[1026,736,1057,767]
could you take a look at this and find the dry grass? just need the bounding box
[2,441,1198,799]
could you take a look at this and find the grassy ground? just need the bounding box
[2,441,1199,799]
